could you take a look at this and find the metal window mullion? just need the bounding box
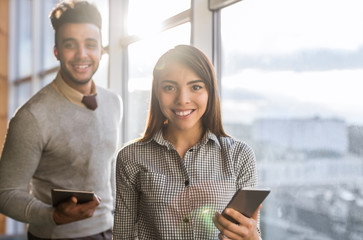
[109,0,128,144]
[209,0,242,10]
[31,0,41,94]
[8,0,18,116]
[212,10,222,98]
[191,0,213,60]
[119,9,191,48]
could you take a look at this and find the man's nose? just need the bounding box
[76,45,88,58]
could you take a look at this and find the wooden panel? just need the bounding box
[0,0,9,234]
[0,117,7,149]
[0,214,5,234]
[0,0,9,75]
[0,77,7,117]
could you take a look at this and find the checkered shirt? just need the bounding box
[113,129,259,240]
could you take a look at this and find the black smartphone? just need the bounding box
[222,187,270,223]
[51,189,94,207]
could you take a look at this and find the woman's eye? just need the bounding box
[163,85,175,91]
[192,85,202,91]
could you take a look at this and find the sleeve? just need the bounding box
[234,142,262,239]
[0,108,56,226]
[111,94,123,209]
[234,142,258,189]
[112,146,139,240]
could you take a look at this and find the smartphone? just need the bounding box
[51,189,94,207]
[222,187,270,223]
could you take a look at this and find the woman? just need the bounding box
[113,45,262,240]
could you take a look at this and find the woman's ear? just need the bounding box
[54,46,59,60]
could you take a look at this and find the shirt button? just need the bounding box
[184,180,189,186]
[183,217,189,223]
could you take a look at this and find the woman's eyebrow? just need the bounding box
[160,80,176,84]
[187,80,204,85]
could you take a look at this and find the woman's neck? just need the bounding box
[163,126,204,159]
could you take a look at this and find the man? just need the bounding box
[0,1,122,239]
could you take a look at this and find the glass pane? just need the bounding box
[41,0,60,71]
[126,23,190,141]
[92,0,109,46]
[17,0,32,78]
[220,0,363,239]
[93,53,109,88]
[89,0,109,88]
[127,0,190,35]
[15,82,32,109]
[40,72,57,88]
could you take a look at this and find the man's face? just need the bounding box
[54,23,103,90]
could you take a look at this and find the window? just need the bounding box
[123,1,191,142]
[40,0,59,72]
[16,0,32,79]
[127,0,190,36]
[220,0,363,239]
[91,0,110,88]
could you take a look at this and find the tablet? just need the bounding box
[51,189,94,207]
[222,187,270,223]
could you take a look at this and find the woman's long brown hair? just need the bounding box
[140,45,227,142]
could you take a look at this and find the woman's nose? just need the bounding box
[175,88,191,104]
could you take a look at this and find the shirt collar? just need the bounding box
[151,129,221,150]
[52,72,97,107]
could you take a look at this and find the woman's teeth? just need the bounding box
[175,110,193,116]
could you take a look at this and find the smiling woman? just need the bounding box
[113,45,262,240]
[157,62,208,139]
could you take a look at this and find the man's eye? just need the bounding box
[86,43,97,49]
[64,43,75,49]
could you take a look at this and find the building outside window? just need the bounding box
[220,0,363,239]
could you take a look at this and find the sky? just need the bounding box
[221,0,363,125]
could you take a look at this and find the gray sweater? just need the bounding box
[0,82,122,238]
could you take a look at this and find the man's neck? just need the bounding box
[60,71,93,95]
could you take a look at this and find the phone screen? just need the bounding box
[222,187,270,223]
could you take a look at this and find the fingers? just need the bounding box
[251,204,262,221]
[213,209,260,240]
[218,232,232,240]
[213,212,244,240]
[71,196,78,204]
[53,194,101,225]
[80,194,101,207]
[73,194,100,218]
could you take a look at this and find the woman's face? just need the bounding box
[157,62,209,134]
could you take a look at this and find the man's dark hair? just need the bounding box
[50,0,102,45]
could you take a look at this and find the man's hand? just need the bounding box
[213,205,261,240]
[53,195,101,225]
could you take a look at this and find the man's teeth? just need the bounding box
[175,110,192,116]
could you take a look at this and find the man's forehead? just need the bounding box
[57,23,101,40]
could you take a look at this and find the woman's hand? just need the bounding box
[213,205,261,240]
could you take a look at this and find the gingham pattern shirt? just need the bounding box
[113,129,259,240]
